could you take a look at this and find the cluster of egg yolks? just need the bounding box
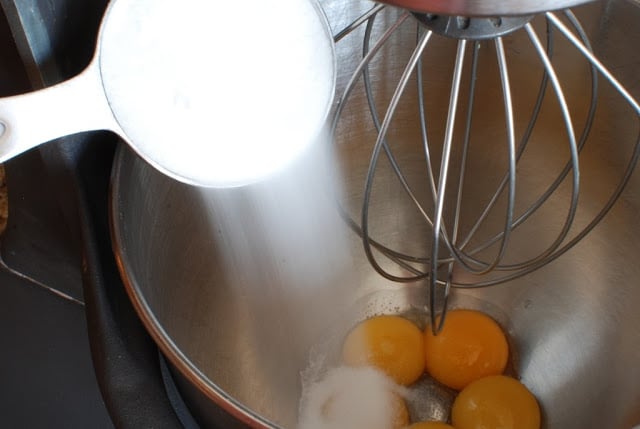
[407,422,456,429]
[342,315,425,385]
[424,309,509,390]
[452,375,541,429]
[338,311,540,429]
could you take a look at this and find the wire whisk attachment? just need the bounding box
[330,3,640,334]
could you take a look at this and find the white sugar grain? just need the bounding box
[298,366,407,429]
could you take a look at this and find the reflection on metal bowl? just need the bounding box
[110,1,640,428]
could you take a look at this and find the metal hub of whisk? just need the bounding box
[411,14,533,40]
[330,1,640,333]
[373,0,597,16]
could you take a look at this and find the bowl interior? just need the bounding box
[111,1,640,427]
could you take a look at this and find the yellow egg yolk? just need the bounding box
[342,315,425,385]
[452,375,541,429]
[424,309,509,390]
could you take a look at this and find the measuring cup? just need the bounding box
[0,0,336,187]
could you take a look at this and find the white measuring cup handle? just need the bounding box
[0,62,118,163]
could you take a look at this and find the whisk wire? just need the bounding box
[546,12,640,115]
[452,41,482,247]
[429,39,467,333]
[333,3,386,43]
[417,25,440,205]
[486,36,517,272]
[362,25,435,282]
[456,21,556,254]
[362,22,436,234]
[334,11,437,276]
[455,12,598,272]
[441,17,589,278]
[331,11,409,133]
[524,22,582,265]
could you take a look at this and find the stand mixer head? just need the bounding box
[331,0,640,334]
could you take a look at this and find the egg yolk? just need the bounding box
[407,422,456,429]
[342,315,425,385]
[424,309,509,390]
[452,375,541,429]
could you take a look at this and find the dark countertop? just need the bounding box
[0,1,113,426]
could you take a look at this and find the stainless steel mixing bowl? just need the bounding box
[111,0,640,427]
